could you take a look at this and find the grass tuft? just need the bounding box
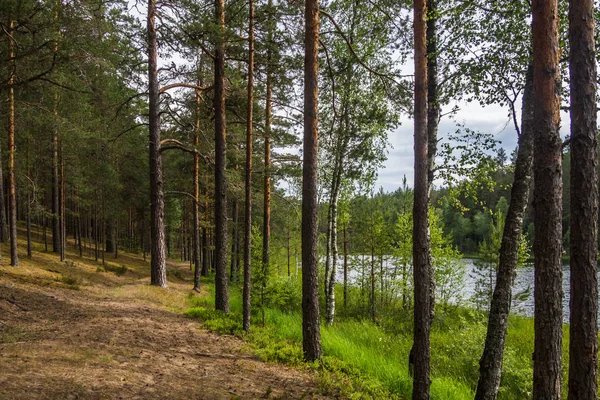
[55,274,81,290]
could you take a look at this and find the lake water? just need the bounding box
[335,257,585,323]
[462,260,569,321]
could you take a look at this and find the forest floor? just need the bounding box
[0,230,324,400]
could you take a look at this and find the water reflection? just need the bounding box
[464,260,574,323]
[336,257,591,323]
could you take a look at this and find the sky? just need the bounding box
[376,99,572,193]
[376,101,518,192]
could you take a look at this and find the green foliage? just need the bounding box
[471,206,531,310]
[186,279,552,400]
[55,274,80,290]
[392,207,465,308]
[438,127,500,211]
[103,264,128,277]
[263,275,303,313]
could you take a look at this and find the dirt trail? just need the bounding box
[0,254,322,400]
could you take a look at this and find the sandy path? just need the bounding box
[0,269,322,400]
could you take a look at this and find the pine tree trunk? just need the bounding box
[412,0,431,397]
[94,197,99,261]
[202,226,209,276]
[188,236,192,269]
[101,191,105,266]
[425,0,438,327]
[193,86,202,293]
[52,96,60,254]
[302,0,322,362]
[214,0,229,312]
[141,214,146,261]
[263,2,273,297]
[180,218,185,262]
[26,136,31,259]
[532,0,563,397]
[0,116,8,244]
[114,219,119,258]
[106,219,114,255]
[7,19,18,267]
[43,213,47,252]
[147,0,167,287]
[568,0,598,397]
[85,212,89,255]
[51,4,61,252]
[242,0,255,333]
[77,201,82,258]
[230,199,239,282]
[475,66,534,400]
[60,141,66,261]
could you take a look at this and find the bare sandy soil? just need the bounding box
[0,244,323,400]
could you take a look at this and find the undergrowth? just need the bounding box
[185,278,570,400]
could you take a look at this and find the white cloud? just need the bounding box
[376,99,571,193]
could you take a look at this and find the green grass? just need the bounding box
[185,279,558,400]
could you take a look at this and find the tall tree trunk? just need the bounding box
[475,66,534,400]
[214,0,229,312]
[324,200,333,304]
[326,167,342,325]
[52,100,60,253]
[182,219,186,261]
[101,193,105,266]
[26,136,32,259]
[426,0,439,190]
[568,0,598,397]
[141,214,146,261]
[343,224,348,309]
[287,225,291,277]
[94,200,98,261]
[425,0,438,327]
[402,262,408,309]
[60,141,66,261]
[380,255,385,306]
[230,198,239,282]
[0,111,7,244]
[7,19,18,267]
[147,0,167,287]
[77,200,82,257]
[532,0,563,398]
[262,0,273,299]
[412,0,431,397]
[302,0,322,362]
[242,0,255,333]
[202,226,209,276]
[193,82,202,293]
[114,219,119,258]
[52,3,61,254]
[43,212,47,252]
[324,143,341,320]
[370,233,375,321]
[106,219,114,254]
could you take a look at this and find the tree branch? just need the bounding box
[159,138,214,166]
[165,190,197,203]
[159,82,214,94]
[108,123,148,143]
[319,9,409,85]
